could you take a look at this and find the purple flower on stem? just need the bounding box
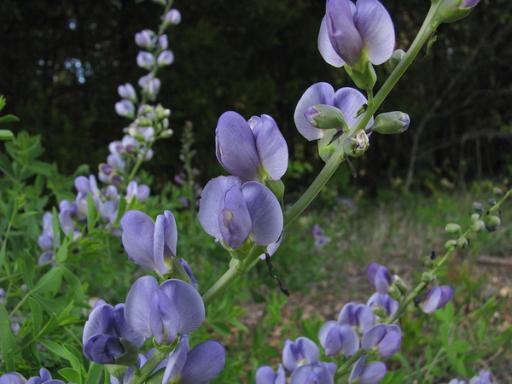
[338,303,375,332]
[157,50,175,66]
[215,112,288,181]
[282,337,320,372]
[0,372,26,384]
[157,35,168,50]
[135,30,155,49]
[125,276,205,345]
[256,365,286,384]
[349,356,387,384]
[138,74,161,100]
[126,181,150,202]
[198,176,283,249]
[319,321,359,357]
[137,51,155,70]
[115,100,135,118]
[165,9,182,25]
[120,210,177,275]
[82,302,144,364]
[469,370,493,384]
[419,286,454,314]
[318,0,395,68]
[312,224,330,250]
[294,83,371,141]
[362,324,401,357]
[367,293,399,317]
[118,83,137,101]
[367,262,392,294]
[25,369,64,384]
[290,362,336,384]
[162,336,226,384]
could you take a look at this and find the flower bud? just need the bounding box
[344,130,369,157]
[472,201,484,214]
[472,220,485,232]
[136,51,155,70]
[485,215,501,232]
[115,100,135,118]
[157,50,175,66]
[157,34,168,50]
[419,286,454,314]
[371,111,410,135]
[444,239,457,250]
[445,223,461,233]
[456,236,469,248]
[117,83,137,102]
[165,9,182,25]
[435,0,481,24]
[305,104,347,130]
[470,213,480,223]
[134,30,155,49]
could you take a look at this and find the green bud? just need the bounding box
[444,239,457,250]
[485,215,501,232]
[457,236,469,248]
[392,275,408,295]
[494,187,504,196]
[435,0,480,24]
[385,49,406,72]
[423,255,434,267]
[160,129,173,138]
[388,284,402,301]
[371,111,410,135]
[343,131,369,158]
[305,104,348,130]
[470,213,480,223]
[445,223,461,233]
[471,220,485,232]
[421,271,435,283]
[472,201,484,214]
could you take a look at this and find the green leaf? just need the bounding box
[86,193,98,233]
[0,129,14,141]
[59,368,81,384]
[86,363,103,384]
[0,114,20,124]
[56,237,70,263]
[41,339,83,376]
[0,304,17,370]
[33,266,64,296]
[28,297,44,333]
[52,207,61,250]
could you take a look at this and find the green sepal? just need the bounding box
[345,59,377,91]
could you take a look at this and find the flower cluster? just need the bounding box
[0,368,64,384]
[449,370,494,384]
[256,262,456,383]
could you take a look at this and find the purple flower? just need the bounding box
[256,365,286,384]
[125,276,205,345]
[462,0,480,8]
[290,362,336,384]
[319,321,359,356]
[25,369,64,384]
[165,9,182,25]
[318,0,395,68]
[282,337,320,372]
[338,303,375,332]
[82,302,144,364]
[198,176,283,249]
[419,286,454,314]
[367,293,399,317]
[137,51,155,70]
[312,224,330,250]
[362,324,401,357]
[120,210,177,275]
[349,356,387,384]
[294,83,371,141]
[135,30,155,49]
[118,83,137,101]
[38,212,53,251]
[162,336,226,384]
[138,74,161,100]
[215,112,288,181]
[115,100,135,118]
[58,200,77,234]
[126,181,150,202]
[367,263,392,294]
[157,50,175,66]
[157,35,169,50]
[469,370,493,384]
[0,372,26,384]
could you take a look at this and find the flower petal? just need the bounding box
[82,304,114,345]
[318,17,345,68]
[180,341,226,384]
[83,334,124,364]
[125,276,159,338]
[215,111,260,180]
[219,184,252,249]
[332,87,371,129]
[290,363,334,384]
[294,83,335,141]
[162,336,189,384]
[355,0,395,65]
[250,114,288,180]
[121,211,155,269]
[241,182,283,246]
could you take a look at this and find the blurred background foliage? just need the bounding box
[1,0,511,196]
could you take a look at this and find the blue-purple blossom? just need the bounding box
[282,337,320,372]
[367,293,399,317]
[289,362,336,384]
[462,0,480,8]
[135,30,155,49]
[215,111,288,181]
[0,372,26,384]
[294,83,372,141]
[312,224,330,250]
[157,34,168,50]
[318,0,395,68]
[165,9,182,25]
[367,262,392,294]
[120,210,177,275]
[126,181,150,202]
[25,368,64,384]
[198,176,283,249]
[118,83,137,101]
[138,74,161,100]
[349,356,387,384]
[37,212,54,264]
[256,365,286,384]
[419,285,454,314]
[362,324,401,357]
[137,51,155,70]
[157,50,175,66]
[319,321,359,356]
[125,276,205,345]
[338,303,375,332]
[449,370,493,384]
[162,335,226,384]
[82,302,144,364]
[115,100,135,118]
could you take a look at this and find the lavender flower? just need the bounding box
[126,181,150,202]
[294,83,372,141]
[137,51,155,70]
[215,112,288,181]
[282,337,320,372]
[338,303,375,332]
[135,30,155,49]
[198,176,283,249]
[367,262,392,294]
[367,293,399,317]
[0,372,26,384]
[165,9,182,25]
[289,362,336,384]
[120,210,177,275]
[312,224,330,250]
[319,321,359,357]
[115,100,135,118]
[82,302,144,364]
[256,365,286,384]
[157,50,175,66]
[162,335,226,384]
[419,286,454,314]
[26,368,65,384]
[37,212,54,264]
[118,83,137,101]
[349,356,387,384]
[318,0,395,68]
[138,74,161,100]
[362,324,401,357]
[125,276,205,345]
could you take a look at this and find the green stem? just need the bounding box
[132,349,168,384]
[202,2,441,304]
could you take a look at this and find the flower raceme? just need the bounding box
[215,111,288,182]
[198,176,283,250]
[0,369,65,384]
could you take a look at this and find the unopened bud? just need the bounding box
[472,201,484,214]
[344,130,369,157]
[445,223,461,234]
[444,239,457,250]
[485,215,501,232]
[471,220,485,232]
[435,0,481,24]
[371,111,410,135]
[421,271,435,283]
[161,129,173,138]
[457,236,469,248]
[305,104,347,130]
[470,213,480,223]
[392,275,408,295]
